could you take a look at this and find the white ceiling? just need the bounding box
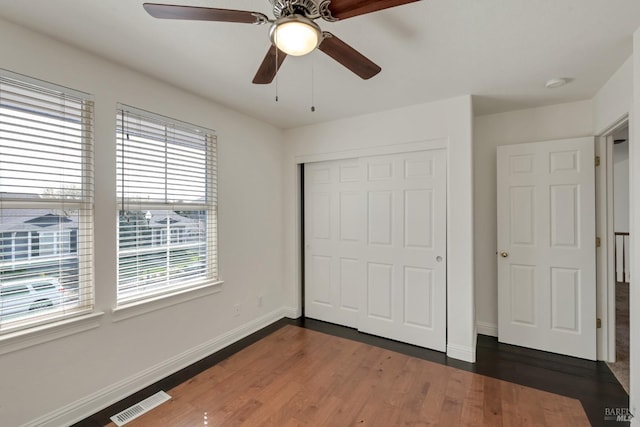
[1,0,639,129]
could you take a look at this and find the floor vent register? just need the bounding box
[110,391,171,426]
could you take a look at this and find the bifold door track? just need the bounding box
[110,391,171,426]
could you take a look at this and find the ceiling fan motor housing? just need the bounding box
[271,0,320,19]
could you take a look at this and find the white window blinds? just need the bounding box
[116,105,217,304]
[0,70,94,333]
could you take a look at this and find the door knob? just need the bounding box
[500,251,509,258]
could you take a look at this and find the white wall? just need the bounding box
[473,100,594,333]
[282,96,477,362]
[593,57,633,135]
[630,28,640,426]
[0,18,286,427]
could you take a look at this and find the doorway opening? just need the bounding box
[606,123,630,393]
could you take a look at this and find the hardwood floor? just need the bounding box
[77,318,628,427]
[101,325,590,427]
[301,318,628,426]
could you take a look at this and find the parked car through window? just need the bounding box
[0,277,69,320]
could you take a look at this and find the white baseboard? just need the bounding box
[447,342,476,363]
[476,321,498,337]
[23,307,290,427]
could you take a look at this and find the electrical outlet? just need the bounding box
[233,304,240,317]
[257,296,263,308]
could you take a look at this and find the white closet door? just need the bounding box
[357,150,447,350]
[497,137,596,360]
[304,158,364,328]
[304,150,447,351]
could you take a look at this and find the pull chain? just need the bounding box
[310,54,316,112]
[275,39,279,102]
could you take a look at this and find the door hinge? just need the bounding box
[596,237,601,247]
[597,318,602,329]
[595,156,601,167]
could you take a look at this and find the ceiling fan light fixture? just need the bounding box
[270,15,321,56]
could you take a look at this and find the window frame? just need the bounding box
[0,69,95,335]
[115,104,219,307]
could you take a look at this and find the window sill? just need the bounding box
[0,311,104,356]
[112,280,224,322]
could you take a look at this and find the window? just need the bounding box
[0,70,94,332]
[116,105,217,304]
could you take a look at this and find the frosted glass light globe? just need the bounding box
[270,16,321,56]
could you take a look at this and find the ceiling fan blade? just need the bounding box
[143,3,268,24]
[318,32,381,80]
[253,45,287,84]
[326,0,419,20]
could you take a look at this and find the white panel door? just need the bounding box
[358,151,447,350]
[305,159,364,328]
[497,137,596,360]
[304,150,447,351]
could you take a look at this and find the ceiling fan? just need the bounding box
[143,0,419,84]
